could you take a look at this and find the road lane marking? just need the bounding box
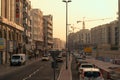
[22,68,41,80]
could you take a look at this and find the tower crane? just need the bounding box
[77,17,113,29]
[70,24,80,33]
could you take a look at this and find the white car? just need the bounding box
[79,68,104,80]
[42,55,50,61]
[78,63,95,74]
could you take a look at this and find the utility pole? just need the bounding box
[118,0,120,50]
[62,0,71,69]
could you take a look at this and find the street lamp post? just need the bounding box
[62,0,71,69]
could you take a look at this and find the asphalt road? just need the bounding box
[0,59,62,80]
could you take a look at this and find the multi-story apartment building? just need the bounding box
[68,29,91,50]
[22,0,31,43]
[108,21,119,46]
[91,21,119,49]
[79,29,91,45]
[53,38,65,50]
[30,9,43,53]
[0,0,24,64]
[0,0,31,64]
[43,15,53,54]
[91,25,109,45]
[68,33,77,50]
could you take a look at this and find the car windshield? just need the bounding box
[12,56,20,59]
[43,55,48,57]
[84,71,100,78]
[81,65,93,68]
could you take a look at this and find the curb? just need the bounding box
[57,55,72,80]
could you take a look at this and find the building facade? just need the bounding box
[91,21,119,50]
[43,15,53,54]
[30,9,44,54]
[79,29,91,45]
[53,38,65,50]
[68,29,91,50]
[91,25,109,45]
[22,0,31,53]
[0,0,24,64]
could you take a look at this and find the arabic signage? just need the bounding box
[16,0,20,22]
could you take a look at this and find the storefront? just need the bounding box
[0,17,24,64]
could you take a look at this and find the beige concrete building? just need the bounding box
[91,21,119,49]
[43,15,53,53]
[0,0,32,64]
[22,0,31,39]
[68,33,77,50]
[91,24,109,45]
[30,9,43,51]
[79,29,91,45]
[0,0,24,64]
[53,38,65,50]
[68,29,91,50]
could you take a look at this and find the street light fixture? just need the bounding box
[62,0,71,69]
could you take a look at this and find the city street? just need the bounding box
[0,0,120,80]
[0,58,62,80]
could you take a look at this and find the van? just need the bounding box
[10,54,26,66]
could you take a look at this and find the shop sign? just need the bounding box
[0,38,5,51]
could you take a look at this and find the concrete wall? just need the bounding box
[97,50,120,59]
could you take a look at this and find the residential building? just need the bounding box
[91,21,119,50]
[91,25,109,45]
[68,29,91,50]
[0,0,24,64]
[30,9,44,54]
[22,0,31,53]
[43,15,53,54]
[68,33,76,50]
[53,38,65,50]
[79,29,91,45]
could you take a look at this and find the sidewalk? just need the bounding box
[0,57,41,76]
[57,55,72,80]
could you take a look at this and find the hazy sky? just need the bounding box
[30,0,118,41]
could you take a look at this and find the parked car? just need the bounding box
[10,54,26,66]
[79,68,104,80]
[42,55,50,61]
